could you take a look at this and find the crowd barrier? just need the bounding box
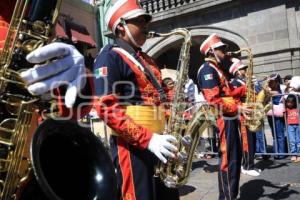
[85,93,300,158]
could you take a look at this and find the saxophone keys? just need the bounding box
[175,166,185,178]
[32,21,47,34]
[177,152,188,163]
[181,135,192,146]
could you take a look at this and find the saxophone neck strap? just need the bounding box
[205,59,230,88]
[136,52,167,103]
[112,46,167,103]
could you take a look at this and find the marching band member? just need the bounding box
[229,58,261,176]
[197,34,248,200]
[94,0,179,199]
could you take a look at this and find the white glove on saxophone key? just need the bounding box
[147,133,178,164]
[20,42,86,108]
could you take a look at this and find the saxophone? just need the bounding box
[0,0,62,199]
[148,29,215,188]
[159,104,215,188]
[0,1,117,199]
[228,48,270,132]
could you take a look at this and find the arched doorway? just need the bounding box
[144,26,248,83]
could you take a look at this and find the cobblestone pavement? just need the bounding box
[179,158,300,200]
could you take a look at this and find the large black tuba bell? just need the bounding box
[21,119,117,200]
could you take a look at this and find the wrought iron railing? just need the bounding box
[140,0,197,13]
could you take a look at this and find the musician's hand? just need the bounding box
[238,104,253,117]
[147,133,178,164]
[20,42,86,108]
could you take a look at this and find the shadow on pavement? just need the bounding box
[179,185,196,196]
[203,162,219,173]
[192,160,219,173]
[238,179,299,200]
[192,160,206,170]
[255,159,289,171]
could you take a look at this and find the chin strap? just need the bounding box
[121,19,141,48]
[210,47,221,63]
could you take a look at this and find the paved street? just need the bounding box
[179,158,300,200]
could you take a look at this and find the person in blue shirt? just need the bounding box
[266,73,287,159]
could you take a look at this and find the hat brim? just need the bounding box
[123,9,152,22]
[213,42,227,50]
[143,14,152,23]
[238,65,248,70]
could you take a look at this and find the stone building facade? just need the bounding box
[141,0,300,81]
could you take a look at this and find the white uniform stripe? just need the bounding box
[112,47,145,72]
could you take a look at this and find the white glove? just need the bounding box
[20,42,86,108]
[147,133,178,164]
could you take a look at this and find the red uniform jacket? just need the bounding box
[93,39,165,149]
[197,59,246,117]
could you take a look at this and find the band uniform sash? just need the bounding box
[111,105,165,136]
[221,97,235,105]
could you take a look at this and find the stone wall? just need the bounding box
[143,0,300,77]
